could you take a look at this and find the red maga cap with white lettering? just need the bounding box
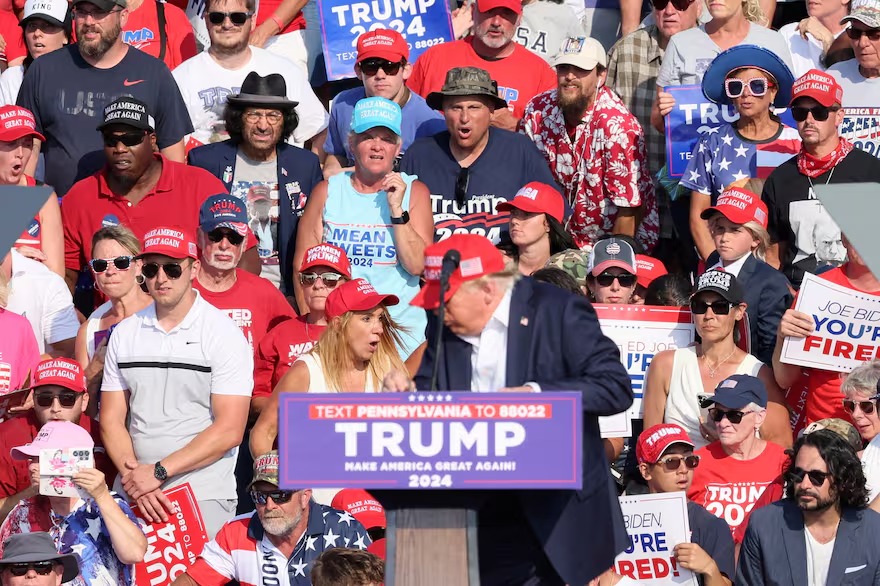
[700,186,768,228]
[0,105,44,143]
[300,243,352,278]
[791,69,843,107]
[325,278,399,319]
[137,226,198,260]
[331,488,386,530]
[33,358,86,393]
[495,182,565,223]
[356,29,409,62]
[636,423,694,464]
[635,255,667,289]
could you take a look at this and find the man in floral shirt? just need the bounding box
[520,36,660,253]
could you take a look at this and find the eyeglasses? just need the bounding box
[243,110,284,124]
[455,167,470,206]
[654,454,700,471]
[207,230,245,246]
[843,394,880,415]
[724,77,774,99]
[690,299,733,315]
[34,390,80,408]
[708,407,752,424]
[846,27,880,41]
[358,58,404,76]
[72,6,120,19]
[89,255,133,273]
[102,131,148,148]
[142,262,185,280]
[594,272,637,287]
[788,467,832,486]
[651,0,694,10]
[207,10,253,25]
[300,272,345,287]
[791,105,838,122]
[6,562,55,576]
[250,489,295,505]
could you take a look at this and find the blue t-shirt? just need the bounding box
[17,45,193,196]
[323,87,446,164]
[400,127,560,243]
[688,500,735,582]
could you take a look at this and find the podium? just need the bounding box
[277,392,583,586]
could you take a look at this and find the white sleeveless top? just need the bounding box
[664,346,763,449]
[296,353,379,393]
[85,301,113,360]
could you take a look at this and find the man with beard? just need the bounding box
[520,36,659,253]
[16,0,192,196]
[407,0,556,129]
[62,97,260,309]
[737,429,880,585]
[172,451,371,586]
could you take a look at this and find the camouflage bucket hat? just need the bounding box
[546,249,589,289]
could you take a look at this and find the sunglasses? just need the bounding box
[34,390,80,408]
[300,272,345,287]
[142,262,185,280]
[250,489,295,505]
[787,467,832,486]
[455,167,470,206]
[846,27,880,41]
[708,407,751,424]
[843,394,880,415]
[724,77,774,99]
[690,300,733,315]
[6,562,55,576]
[207,10,252,25]
[358,58,404,76]
[102,131,148,148]
[244,110,284,124]
[595,273,637,287]
[651,0,693,9]
[89,255,133,273]
[654,454,700,471]
[207,229,245,246]
[791,105,838,122]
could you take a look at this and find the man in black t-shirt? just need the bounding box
[17,0,193,196]
[763,69,880,288]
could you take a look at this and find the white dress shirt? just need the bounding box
[458,290,511,392]
[708,252,750,278]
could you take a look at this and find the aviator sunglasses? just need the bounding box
[300,272,345,287]
[654,454,700,471]
[207,230,245,246]
[141,262,186,280]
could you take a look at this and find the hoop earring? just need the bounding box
[136,274,145,285]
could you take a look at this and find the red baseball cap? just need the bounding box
[325,278,399,320]
[700,186,768,228]
[331,488,386,530]
[32,358,86,393]
[356,29,409,63]
[300,244,352,279]
[0,105,45,143]
[636,423,695,464]
[410,234,507,310]
[635,255,667,289]
[790,69,843,107]
[137,226,198,260]
[476,0,522,14]
[367,538,386,560]
[495,182,565,223]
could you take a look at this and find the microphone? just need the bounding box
[431,249,461,392]
[440,250,461,284]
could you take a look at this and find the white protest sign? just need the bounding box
[781,272,880,372]
[614,492,698,585]
[595,306,696,418]
[600,412,633,439]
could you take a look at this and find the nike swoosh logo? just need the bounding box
[123,79,145,86]
[185,341,199,345]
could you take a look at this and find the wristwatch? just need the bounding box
[390,211,410,225]
[154,462,168,482]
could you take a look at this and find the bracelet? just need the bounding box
[270,15,284,31]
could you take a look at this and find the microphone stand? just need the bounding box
[430,273,450,393]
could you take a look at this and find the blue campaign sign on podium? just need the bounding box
[318,0,454,80]
[277,392,583,490]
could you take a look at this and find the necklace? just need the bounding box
[701,347,738,378]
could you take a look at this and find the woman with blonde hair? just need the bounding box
[250,278,406,457]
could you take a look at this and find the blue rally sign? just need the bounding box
[278,392,583,490]
[318,0,454,81]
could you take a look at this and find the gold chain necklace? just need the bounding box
[702,347,738,379]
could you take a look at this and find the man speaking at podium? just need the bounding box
[382,233,633,586]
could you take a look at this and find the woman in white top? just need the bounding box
[250,278,407,457]
[643,269,791,449]
[74,225,152,416]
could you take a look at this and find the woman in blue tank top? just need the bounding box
[295,97,435,360]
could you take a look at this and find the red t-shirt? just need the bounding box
[732,472,785,544]
[122,0,197,70]
[687,441,789,536]
[0,10,25,63]
[407,37,556,120]
[253,315,325,398]
[194,269,295,354]
[0,412,117,498]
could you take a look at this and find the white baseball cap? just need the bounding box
[22,0,71,28]
[552,36,607,71]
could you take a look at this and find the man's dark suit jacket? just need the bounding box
[737,499,880,585]
[408,277,634,585]
[187,140,323,296]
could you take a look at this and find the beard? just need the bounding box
[558,84,591,121]
[260,508,303,537]
[474,26,513,50]
[796,489,836,513]
[77,20,120,59]
[210,30,250,56]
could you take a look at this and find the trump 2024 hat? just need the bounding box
[357,29,409,62]
[700,186,769,228]
[33,358,86,393]
[0,105,44,143]
[692,269,745,304]
[199,194,248,237]
[496,182,565,223]
[11,420,94,460]
[249,450,280,489]
[351,96,402,136]
[791,69,844,107]
[97,97,155,132]
[410,234,507,310]
[705,374,768,409]
[300,243,352,278]
[636,423,695,464]
[325,279,399,320]
[137,226,198,260]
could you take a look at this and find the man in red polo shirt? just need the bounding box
[0,357,113,523]
[62,97,259,304]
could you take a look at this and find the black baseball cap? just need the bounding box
[692,269,745,304]
[97,97,154,132]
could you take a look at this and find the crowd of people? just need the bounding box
[0,0,877,582]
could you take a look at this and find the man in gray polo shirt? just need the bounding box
[100,226,253,538]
